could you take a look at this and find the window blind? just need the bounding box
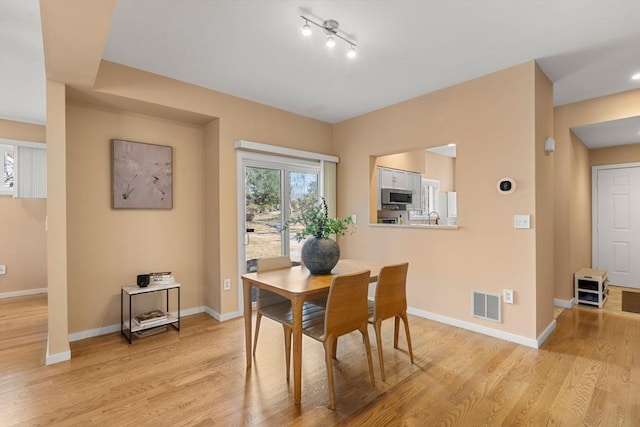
[15,145,47,198]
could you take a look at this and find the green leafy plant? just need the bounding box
[287,197,353,242]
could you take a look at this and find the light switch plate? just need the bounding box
[514,214,531,229]
[0,264,6,275]
[504,289,514,304]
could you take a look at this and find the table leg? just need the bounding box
[243,279,253,368]
[292,295,304,404]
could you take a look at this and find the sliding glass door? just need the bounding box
[242,157,319,274]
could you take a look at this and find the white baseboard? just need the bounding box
[407,306,555,349]
[537,319,556,347]
[69,324,121,342]
[0,287,47,299]
[68,306,207,342]
[46,337,70,365]
[554,298,574,308]
[204,306,242,322]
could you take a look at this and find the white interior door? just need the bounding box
[593,165,640,288]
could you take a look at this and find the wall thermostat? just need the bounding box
[497,177,516,194]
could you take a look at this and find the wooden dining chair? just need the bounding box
[287,270,376,410]
[368,262,413,381]
[253,256,292,356]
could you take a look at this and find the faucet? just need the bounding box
[427,211,440,225]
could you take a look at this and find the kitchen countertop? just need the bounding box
[370,223,459,230]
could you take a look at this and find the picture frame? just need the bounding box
[112,139,173,209]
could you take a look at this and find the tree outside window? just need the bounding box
[1,145,14,193]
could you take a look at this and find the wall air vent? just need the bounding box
[472,291,501,323]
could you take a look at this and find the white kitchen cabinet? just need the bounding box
[379,167,395,189]
[394,170,411,190]
[379,167,410,190]
[378,167,418,191]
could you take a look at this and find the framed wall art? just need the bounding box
[112,139,173,209]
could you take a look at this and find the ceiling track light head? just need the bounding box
[301,20,312,36]
[322,19,339,34]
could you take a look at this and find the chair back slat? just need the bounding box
[257,256,292,308]
[374,262,409,321]
[324,270,371,338]
[257,256,291,272]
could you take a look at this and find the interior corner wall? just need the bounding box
[553,89,640,301]
[534,64,555,336]
[46,80,70,360]
[0,120,47,296]
[590,143,640,166]
[204,119,221,313]
[334,61,540,340]
[65,102,205,333]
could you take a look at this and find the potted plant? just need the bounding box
[288,197,354,274]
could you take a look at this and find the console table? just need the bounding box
[120,282,180,344]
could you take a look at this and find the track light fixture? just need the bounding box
[300,15,357,58]
[301,19,312,36]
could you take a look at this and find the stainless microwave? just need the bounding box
[381,188,412,205]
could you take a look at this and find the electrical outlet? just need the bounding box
[223,278,231,291]
[0,264,5,275]
[351,214,357,224]
[503,289,514,304]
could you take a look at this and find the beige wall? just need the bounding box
[46,80,70,359]
[425,151,455,192]
[0,198,47,294]
[553,90,640,301]
[204,119,221,313]
[0,119,47,295]
[376,150,424,173]
[0,119,46,142]
[65,103,206,332]
[534,64,555,334]
[590,143,640,166]
[334,62,545,340]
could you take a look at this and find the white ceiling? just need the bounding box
[2,0,640,148]
[0,0,45,125]
[571,116,640,149]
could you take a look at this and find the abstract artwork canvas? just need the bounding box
[112,139,173,209]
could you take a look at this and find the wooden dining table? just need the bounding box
[241,259,382,404]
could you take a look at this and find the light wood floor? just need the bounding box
[1,294,639,426]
